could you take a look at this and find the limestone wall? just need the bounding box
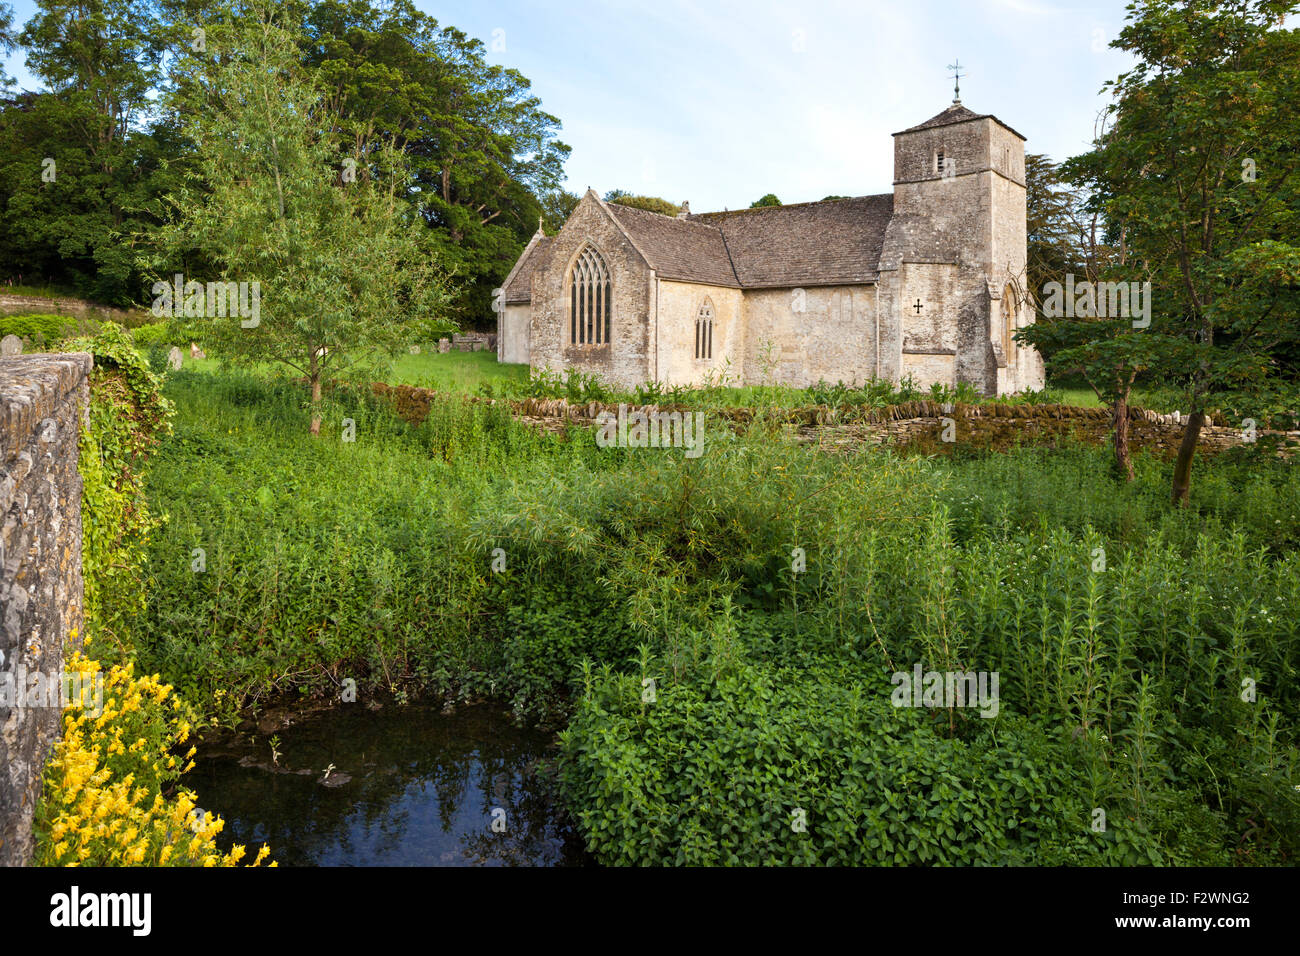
[529,195,654,387]
[0,294,141,325]
[0,352,90,866]
[655,280,745,386]
[499,305,531,365]
[740,285,879,386]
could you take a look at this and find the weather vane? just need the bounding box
[948,59,964,104]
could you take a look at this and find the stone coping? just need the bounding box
[0,353,93,463]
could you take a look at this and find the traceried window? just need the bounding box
[570,244,611,345]
[1002,284,1018,362]
[695,299,714,360]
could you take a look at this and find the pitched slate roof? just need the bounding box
[503,236,551,304]
[691,194,894,288]
[505,191,899,299]
[895,102,1026,141]
[605,202,741,288]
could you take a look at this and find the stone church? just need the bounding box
[497,99,1045,396]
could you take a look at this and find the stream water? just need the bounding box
[189,703,590,866]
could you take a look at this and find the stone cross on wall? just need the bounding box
[913,299,924,314]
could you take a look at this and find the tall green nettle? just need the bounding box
[159,1,451,434]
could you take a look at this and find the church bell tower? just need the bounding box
[878,88,1041,395]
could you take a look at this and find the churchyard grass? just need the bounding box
[387,349,530,391]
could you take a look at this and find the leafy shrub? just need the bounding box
[0,313,95,348]
[557,661,1175,865]
[129,369,1300,865]
[63,325,175,653]
[131,321,174,349]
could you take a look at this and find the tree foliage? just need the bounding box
[158,2,451,434]
[0,0,568,325]
[1033,0,1300,500]
[295,0,569,328]
[603,190,680,217]
[0,0,179,302]
[0,2,15,88]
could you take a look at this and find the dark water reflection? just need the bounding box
[190,703,590,867]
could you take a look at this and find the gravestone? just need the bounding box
[438,338,450,354]
[168,346,183,370]
[0,335,21,357]
[190,342,206,359]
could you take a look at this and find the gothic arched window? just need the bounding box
[695,299,714,360]
[1002,284,1018,362]
[569,244,611,345]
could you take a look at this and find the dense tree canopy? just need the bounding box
[0,3,15,88]
[539,188,579,232]
[0,0,569,326]
[0,0,176,302]
[295,0,568,326]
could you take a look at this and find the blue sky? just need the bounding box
[3,0,1140,210]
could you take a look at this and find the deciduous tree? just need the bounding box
[160,2,451,435]
[1059,0,1300,502]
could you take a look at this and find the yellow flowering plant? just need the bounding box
[32,648,273,867]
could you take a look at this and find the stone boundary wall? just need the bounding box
[0,352,91,866]
[371,383,1300,457]
[505,397,1229,429]
[0,293,142,325]
[503,398,1261,457]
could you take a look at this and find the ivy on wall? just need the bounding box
[32,326,272,866]
[63,324,174,660]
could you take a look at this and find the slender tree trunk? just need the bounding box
[1113,395,1134,482]
[309,349,322,436]
[1170,411,1207,506]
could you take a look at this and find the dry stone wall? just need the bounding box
[0,294,142,326]
[0,352,90,866]
[368,382,1278,459]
